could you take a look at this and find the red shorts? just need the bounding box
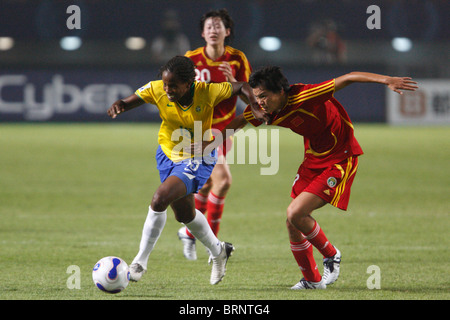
[291,156,359,211]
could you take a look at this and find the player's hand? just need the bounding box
[190,141,213,157]
[219,62,236,82]
[107,100,126,118]
[250,102,270,124]
[386,77,418,95]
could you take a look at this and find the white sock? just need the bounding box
[185,209,222,257]
[132,206,167,269]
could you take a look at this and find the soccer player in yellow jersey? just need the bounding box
[107,56,259,285]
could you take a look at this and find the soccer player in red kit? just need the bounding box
[199,66,417,289]
[178,9,252,260]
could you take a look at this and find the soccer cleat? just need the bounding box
[129,262,146,282]
[290,278,326,290]
[210,242,234,285]
[322,246,341,285]
[177,227,197,261]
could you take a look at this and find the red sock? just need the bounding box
[303,221,337,258]
[185,228,195,239]
[290,240,321,282]
[206,192,225,236]
[195,192,208,214]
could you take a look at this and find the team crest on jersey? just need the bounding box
[195,106,201,112]
[327,177,337,188]
[290,116,304,127]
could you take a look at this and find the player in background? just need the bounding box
[195,67,418,289]
[178,9,252,261]
[107,56,260,285]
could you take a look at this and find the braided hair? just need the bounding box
[158,56,196,83]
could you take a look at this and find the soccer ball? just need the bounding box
[92,256,130,294]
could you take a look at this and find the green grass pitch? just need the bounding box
[0,123,448,300]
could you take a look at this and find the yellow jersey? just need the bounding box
[135,80,233,161]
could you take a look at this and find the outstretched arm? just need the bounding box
[334,72,418,94]
[107,94,144,119]
[230,82,260,110]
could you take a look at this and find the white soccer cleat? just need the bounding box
[177,227,197,261]
[322,246,341,285]
[129,262,146,282]
[290,278,326,290]
[210,242,234,285]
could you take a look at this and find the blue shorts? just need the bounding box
[155,146,217,195]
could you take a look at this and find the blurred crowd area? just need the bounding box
[0,0,449,123]
[0,0,449,77]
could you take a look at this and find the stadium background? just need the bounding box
[0,0,449,123]
[1,0,449,302]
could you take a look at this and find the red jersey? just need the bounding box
[244,79,363,168]
[186,46,252,131]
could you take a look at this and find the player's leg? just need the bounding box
[179,160,230,260]
[287,192,326,233]
[185,152,230,236]
[180,178,210,241]
[130,176,187,281]
[178,177,211,260]
[195,179,211,214]
[289,159,357,287]
[172,194,220,255]
[206,155,231,235]
[287,193,328,289]
[179,150,231,259]
[178,183,210,260]
[287,192,340,284]
[171,195,234,285]
[287,219,320,283]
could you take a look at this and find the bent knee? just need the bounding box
[216,176,232,192]
[200,179,212,193]
[286,203,310,226]
[151,190,171,212]
[211,172,232,193]
[285,218,296,232]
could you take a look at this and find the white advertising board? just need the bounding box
[386,79,450,125]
